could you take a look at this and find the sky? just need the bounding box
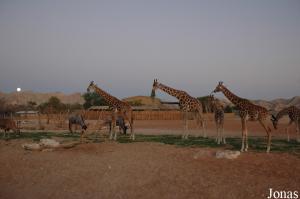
[0,0,300,101]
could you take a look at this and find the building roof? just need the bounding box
[88,105,179,111]
[88,106,110,110]
[16,110,39,114]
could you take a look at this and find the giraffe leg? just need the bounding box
[218,127,221,144]
[285,120,293,142]
[3,129,6,138]
[127,118,134,141]
[110,111,118,140]
[215,124,218,144]
[80,130,84,143]
[193,112,199,138]
[296,121,300,142]
[123,110,135,140]
[214,116,218,143]
[110,120,115,140]
[241,118,246,152]
[195,110,205,138]
[113,122,117,141]
[286,127,290,142]
[108,121,112,139]
[217,125,220,144]
[221,122,226,144]
[182,111,188,139]
[185,116,189,139]
[266,130,271,153]
[69,123,73,134]
[202,117,207,138]
[109,126,113,140]
[245,126,248,152]
[129,113,135,141]
[129,121,134,140]
[259,120,272,153]
[113,125,117,141]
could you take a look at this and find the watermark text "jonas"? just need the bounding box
[267,188,298,199]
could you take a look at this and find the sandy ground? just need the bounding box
[1,115,300,199]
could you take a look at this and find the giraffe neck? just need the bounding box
[220,86,245,107]
[92,86,122,107]
[157,83,182,99]
[276,107,291,120]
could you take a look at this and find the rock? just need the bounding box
[22,139,60,151]
[40,139,60,148]
[22,139,79,151]
[22,143,41,151]
[216,150,241,159]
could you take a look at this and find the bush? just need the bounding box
[224,105,233,113]
[82,92,108,109]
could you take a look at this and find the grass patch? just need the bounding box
[117,134,300,155]
[1,131,300,155]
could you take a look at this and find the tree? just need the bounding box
[37,96,64,124]
[0,98,24,114]
[27,101,37,110]
[224,105,233,113]
[65,103,83,111]
[197,96,213,113]
[37,96,66,113]
[82,92,108,109]
[48,96,61,111]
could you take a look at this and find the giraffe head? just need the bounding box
[151,79,159,98]
[271,115,278,129]
[213,81,224,93]
[87,81,95,92]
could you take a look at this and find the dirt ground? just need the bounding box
[1,115,300,199]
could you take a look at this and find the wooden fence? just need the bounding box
[4,111,216,121]
[83,110,182,120]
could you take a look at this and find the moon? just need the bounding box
[17,87,21,92]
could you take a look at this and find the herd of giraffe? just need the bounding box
[86,80,300,153]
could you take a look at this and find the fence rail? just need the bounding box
[83,110,183,120]
[3,110,184,121]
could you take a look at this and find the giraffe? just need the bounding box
[212,82,273,152]
[151,79,206,139]
[209,95,226,144]
[271,106,300,142]
[87,81,134,140]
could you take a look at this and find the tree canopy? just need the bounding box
[82,92,108,109]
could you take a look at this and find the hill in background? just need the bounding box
[252,96,300,111]
[0,91,84,105]
[0,91,299,112]
[218,97,300,112]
